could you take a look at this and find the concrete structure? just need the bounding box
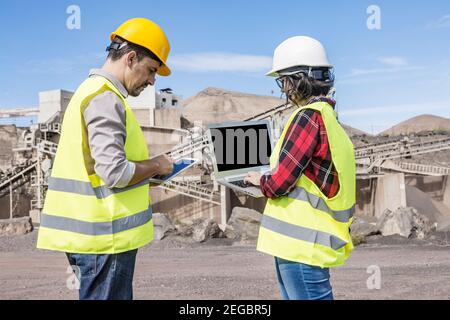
[374,173,407,218]
[355,177,377,217]
[126,85,156,109]
[131,104,182,128]
[141,126,185,157]
[156,89,181,109]
[36,86,182,129]
[38,90,73,123]
[442,176,450,209]
[154,108,182,129]
[130,108,153,126]
[126,86,155,126]
[125,86,183,127]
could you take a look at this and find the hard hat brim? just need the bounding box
[266,65,333,78]
[265,69,279,77]
[157,64,171,76]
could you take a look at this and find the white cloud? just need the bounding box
[168,52,272,73]
[377,56,408,67]
[19,53,105,75]
[338,65,424,82]
[340,100,450,117]
[340,100,450,134]
[338,56,421,82]
[427,15,450,29]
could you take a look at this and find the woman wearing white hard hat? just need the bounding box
[245,36,356,300]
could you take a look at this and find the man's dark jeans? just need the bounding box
[66,249,138,300]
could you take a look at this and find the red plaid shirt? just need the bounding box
[260,97,340,199]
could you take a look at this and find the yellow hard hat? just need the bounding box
[110,18,171,76]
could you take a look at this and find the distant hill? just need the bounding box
[182,87,284,125]
[341,124,370,137]
[380,114,450,136]
[181,87,370,137]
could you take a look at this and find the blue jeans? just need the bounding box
[66,249,138,300]
[274,257,334,300]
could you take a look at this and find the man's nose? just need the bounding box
[148,74,156,86]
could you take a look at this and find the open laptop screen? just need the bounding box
[209,122,272,172]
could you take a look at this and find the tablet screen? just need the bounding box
[151,158,197,182]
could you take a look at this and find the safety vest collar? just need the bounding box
[89,69,128,98]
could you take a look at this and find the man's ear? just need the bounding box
[125,51,137,68]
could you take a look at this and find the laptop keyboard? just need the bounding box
[228,180,261,189]
[229,180,250,188]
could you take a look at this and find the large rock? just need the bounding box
[192,218,224,243]
[152,213,175,241]
[350,217,380,238]
[436,220,450,232]
[376,207,435,239]
[410,209,436,239]
[174,222,194,238]
[224,207,262,242]
[0,217,33,236]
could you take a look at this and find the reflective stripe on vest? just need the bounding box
[287,187,354,223]
[41,207,152,236]
[48,177,149,199]
[261,215,347,250]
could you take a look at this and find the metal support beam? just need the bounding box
[220,185,230,229]
[9,183,13,220]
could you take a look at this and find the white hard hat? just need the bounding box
[266,36,333,77]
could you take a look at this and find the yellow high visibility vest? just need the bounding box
[36,76,153,254]
[257,101,356,268]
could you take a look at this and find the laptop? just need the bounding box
[207,120,273,198]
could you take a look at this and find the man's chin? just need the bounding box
[130,89,144,97]
[130,87,146,97]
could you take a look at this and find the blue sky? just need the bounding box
[1,0,449,133]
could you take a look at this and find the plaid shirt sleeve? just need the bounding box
[259,109,320,199]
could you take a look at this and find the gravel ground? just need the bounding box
[0,230,449,300]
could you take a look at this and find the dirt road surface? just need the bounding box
[0,231,449,300]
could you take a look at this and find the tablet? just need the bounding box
[149,158,199,183]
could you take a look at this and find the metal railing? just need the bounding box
[158,179,221,205]
[356,136,450,174]
[0,162,37,198]
[35,139,58,155]
[393,161,450,176]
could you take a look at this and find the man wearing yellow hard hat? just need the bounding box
[36,18,174,300]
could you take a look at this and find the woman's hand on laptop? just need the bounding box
[244,171,262,186]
